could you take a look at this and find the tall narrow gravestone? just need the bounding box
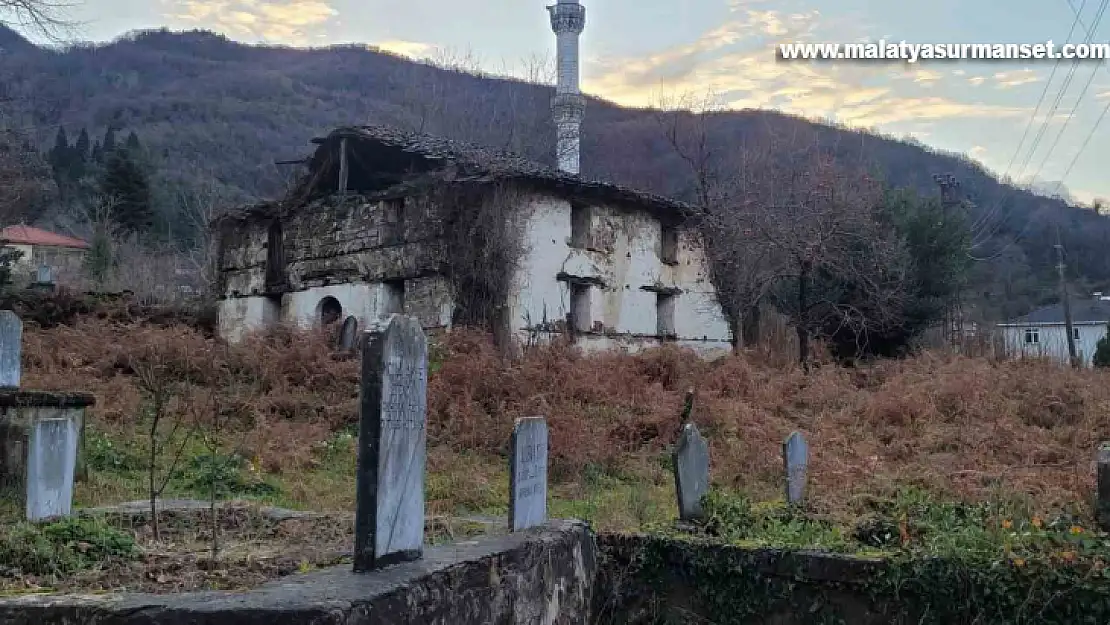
[1097,442,1110,532]
[337,316,359,353]
[354,316,428,572]
[783,431,809,505]
[0,311,21,388]
[509,416,548,532]
[672,423,709,521]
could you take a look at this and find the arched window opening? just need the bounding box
[318,296,342,327]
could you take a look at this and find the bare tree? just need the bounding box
[131,335,200,541]
[655,91,910,364]
[0,0,77,41]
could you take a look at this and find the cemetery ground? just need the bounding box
[4,313,1110,602]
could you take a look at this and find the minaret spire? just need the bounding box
[547,0,585,175]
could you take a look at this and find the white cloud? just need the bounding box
[969,145,987,159]
[585,10,1027,128]
[167,0,337,45]
[993,69,1039,88]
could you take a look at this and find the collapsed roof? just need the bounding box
[216,124,693,226]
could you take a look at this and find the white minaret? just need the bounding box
[547,0,585,175]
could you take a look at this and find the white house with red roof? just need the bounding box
[0,225,90,274]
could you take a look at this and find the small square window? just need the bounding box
[1024,328,1040,344]
[383,278,405,315]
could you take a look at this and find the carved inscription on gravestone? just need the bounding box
[672,423,709,521]
[354,316,428,572]
[509,416,548,532]
[783,431,808,505]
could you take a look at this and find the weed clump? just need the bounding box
[0,516,138,577]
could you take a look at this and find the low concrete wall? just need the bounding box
[0,520,596,625]
[591,533,892,625]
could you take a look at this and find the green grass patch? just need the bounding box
[0,516,138,577]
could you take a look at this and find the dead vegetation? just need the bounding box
[18,317,1110,525]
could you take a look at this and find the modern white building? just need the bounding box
[997,293,1110,366]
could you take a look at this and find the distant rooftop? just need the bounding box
[0,225,89,250]
[1000,296,1110,326]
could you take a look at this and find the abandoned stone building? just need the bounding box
[213,125,732,355]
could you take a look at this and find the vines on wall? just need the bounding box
[428,181,530,343]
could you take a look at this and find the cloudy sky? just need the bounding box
[17,0,1110,202]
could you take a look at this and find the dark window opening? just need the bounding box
[657,292,676,337]
[570,202,590,249]
[384,198,405,245]
[384,279,405,315]
[318,296,343,327]
[570,284,591,333]
[661,225,679,265]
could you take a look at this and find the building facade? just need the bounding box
[0,225,89,278]
[997,294,1110,366]
[213,125,732,355]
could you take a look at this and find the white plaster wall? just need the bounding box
[1000,323,1108,367]
[284,283,394,332]
[219,278,455,343]
[218,296,280,344]
[4,244,33,266]
[509,194,732,350]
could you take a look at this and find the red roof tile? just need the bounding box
[0,225,89,249]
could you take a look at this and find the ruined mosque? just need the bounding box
[213,0,733,355]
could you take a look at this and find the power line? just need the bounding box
[969,0,1110,260]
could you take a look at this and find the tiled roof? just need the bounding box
[0,225,89,249]
[1001,299,1110,325]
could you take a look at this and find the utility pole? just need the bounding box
[933,173,963,347]
[1055,224,1080,368]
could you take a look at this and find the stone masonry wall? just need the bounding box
[0,520,597,625]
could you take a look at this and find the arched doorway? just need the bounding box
[317,296,343,327]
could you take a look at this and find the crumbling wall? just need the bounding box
[510,195,731,352]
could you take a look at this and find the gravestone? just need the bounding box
[1098,442,1110,532]
[0,311,21,388]
[783,431,809,505]
[672,422,709,521]
[509,416,548,532]
[338,315,359,352]
[26,417,79,520]
[354,315,428,572]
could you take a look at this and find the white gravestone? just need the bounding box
[783,431,809,505]
[354,316,428,571]
[26,417,79,521]
[0,311,21,388]
[509,416,548,532]
[672,422,710,521]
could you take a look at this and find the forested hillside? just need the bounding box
[2,26,1108,321]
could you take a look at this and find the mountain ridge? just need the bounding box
[2,27,1108,321]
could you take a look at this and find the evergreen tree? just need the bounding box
[99,149,154,234]
[47,126,70,175]
[102,126,117,155]
[1094,325,1110,368]
[125,131,141,154]
[91,140,102,164]
[75,128,91,163]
